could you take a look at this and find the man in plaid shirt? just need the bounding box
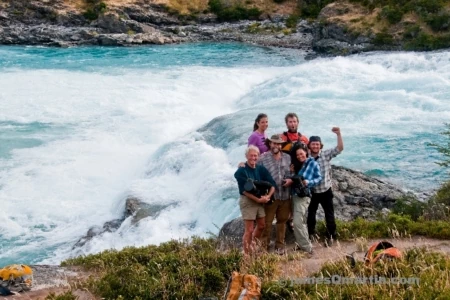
[307,127,344,246]
[258,134,293,254]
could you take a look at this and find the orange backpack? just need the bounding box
[364,241,402,265]
[224,271,261,300]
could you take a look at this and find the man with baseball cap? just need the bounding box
[258,134,293,254]
[307,127,344,246]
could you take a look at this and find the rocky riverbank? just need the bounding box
[2,0,441,55]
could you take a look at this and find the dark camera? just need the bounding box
[244,179,274,204]
[284,175,311,198]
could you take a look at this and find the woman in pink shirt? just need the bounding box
[248,113,269,154]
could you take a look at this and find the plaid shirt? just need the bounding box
[298,157,322,188]
[258,152,292,200]
[312,146,341,193]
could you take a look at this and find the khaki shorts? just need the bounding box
[239,195,265,220]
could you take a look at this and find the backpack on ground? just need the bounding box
[0,264,33,294]
[364,241,402,265]
[223,271,261,300]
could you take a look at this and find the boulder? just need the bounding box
[92,13,128,33]
[73,197,176,249]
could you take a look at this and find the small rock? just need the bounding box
[381,208,391,216]
[339,181,348,191]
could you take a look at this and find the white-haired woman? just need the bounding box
[234,145,276,255]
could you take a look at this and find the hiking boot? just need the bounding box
[324,238,334,247]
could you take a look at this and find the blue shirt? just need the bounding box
[297,157,322,188]
[234,163,276,195]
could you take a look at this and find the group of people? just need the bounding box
[234,113,344,255]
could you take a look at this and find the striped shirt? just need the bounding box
[258,152,292,200]
[312,146,341,193]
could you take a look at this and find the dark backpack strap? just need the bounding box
[244,166,261,181]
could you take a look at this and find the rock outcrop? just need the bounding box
[74,197,174,248]
[0,0,315,49]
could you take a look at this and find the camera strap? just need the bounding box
[244,165,261,181]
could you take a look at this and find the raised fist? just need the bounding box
[331,127,340,134]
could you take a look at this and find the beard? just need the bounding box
[310,149,320,155]
[288,127,297,133]
[271,147,280,154]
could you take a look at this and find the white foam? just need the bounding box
[0,63,291,264]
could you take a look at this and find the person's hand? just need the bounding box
[259,195,270,203]
[282,178,293,187]
[290,164,295,172]
[331,127,340,135]
[237,162,245,168]
[302,179,309,187]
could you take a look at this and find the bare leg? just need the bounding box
[243,220,255,255]
[251,217,266,252]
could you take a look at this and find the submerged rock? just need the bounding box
[73,197,175,249]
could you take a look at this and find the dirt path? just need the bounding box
[277,236,450,278]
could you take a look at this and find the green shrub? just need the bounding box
[379,5,404,24]
[410,0,444,15]
[426,13,450,32]
[372,31,394,45]
[433,180,450,206]
[286,12,300,28]
[208,0,262,21]
[83,0,107,21]
[391,195,426,221]
[403,24,421,39]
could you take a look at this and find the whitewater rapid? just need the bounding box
[0,45,449,265]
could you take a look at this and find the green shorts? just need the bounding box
[239,195,265,220]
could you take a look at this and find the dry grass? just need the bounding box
[321,2,385,35]
[1,0,297,16]
[164,0,209,15]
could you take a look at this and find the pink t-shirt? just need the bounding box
[248,131,268,154]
